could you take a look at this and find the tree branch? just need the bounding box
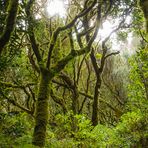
[0,81,35,88]
[104,51,120,59]
[46,0,97,68]
[1,91,33,116]
[25,0,42,64]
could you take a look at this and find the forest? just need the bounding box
[0,0,148,147]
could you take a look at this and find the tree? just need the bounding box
[25,0,100,146]
[139,0,148,32]
[0,0,19,55]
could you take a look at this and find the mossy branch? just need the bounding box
[50,88,67,113]
[46,0,97,68]
[25,0,42,64]
[139,0,148,33]
[49,6,101,78]
[0,81,35,88]
[1,91,33,115]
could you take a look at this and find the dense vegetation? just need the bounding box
[0,0,148,147]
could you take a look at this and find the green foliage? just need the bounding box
[43,112,93,147]
[117,31,128,42]
[0,0,148,147]
[127,47,148,110]
[114,110,147,147]
[132,7,144,33]
[123,46,148,146]
[0,108,147,147]
[44,111,147,147]
[96,53,102,59]
[0,112,34,148]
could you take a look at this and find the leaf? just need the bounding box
[96,53,102,59]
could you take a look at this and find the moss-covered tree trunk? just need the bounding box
[72,88,79,114]
[32,70,50,147]
[91,76,101,126]
[0,0,19,55]
[140,0,148,32]
[139,0,148,100]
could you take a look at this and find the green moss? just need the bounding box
[32,73,50,147]
[139,0,148,32]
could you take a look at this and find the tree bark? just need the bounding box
[140,0,148,32]
[59,73,79,114]
[91,76,101,126]
[0,0,19,55]
[32,71,50,147]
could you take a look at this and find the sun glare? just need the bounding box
[100,21,113,37]
[98,20,116,40]
[46,0,66,17]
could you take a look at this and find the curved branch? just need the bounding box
[1,91,33,116]
[46,0,97,68]
[104,51,120,59]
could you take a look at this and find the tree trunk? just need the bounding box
[32,71,50,147]
[72,87,79,114]
[92,77,101,126]
[140,0,148,32]
[0,0,19,55]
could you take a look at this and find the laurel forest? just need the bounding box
[0,0,148,147]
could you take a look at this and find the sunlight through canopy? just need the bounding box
[46,0,67,17]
